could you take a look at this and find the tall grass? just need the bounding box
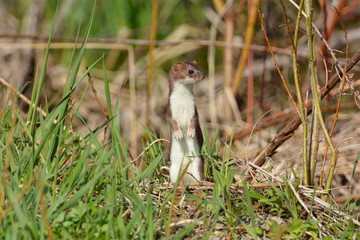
[0,4,230,238]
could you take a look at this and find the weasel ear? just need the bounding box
[191,60,198,65]
[173,62,183,73]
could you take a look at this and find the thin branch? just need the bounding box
[87,69,109,145]
[0,76,48,118]
[250,50,360,172]
[221,102,356,142]
[0,34,294,55]
[257,2,300,116]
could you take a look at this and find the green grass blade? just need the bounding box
[48,168,106,221]
[29,1,59,133]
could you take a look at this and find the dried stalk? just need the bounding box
[87,70,109,145]
[146,0,158,127]
[128,46,137,158]
[247,51,254,124]
[0,39,295,57]
[212,0,235,120]
[223,8,234,89]
[208,0,233,125]
[231,0,257,95]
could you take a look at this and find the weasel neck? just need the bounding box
[170,82,194,103]
[171,81,193,95]
[169,81,196,128]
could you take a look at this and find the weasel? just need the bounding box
[167,61,205,184]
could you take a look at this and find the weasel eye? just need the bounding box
[188,70,194,74]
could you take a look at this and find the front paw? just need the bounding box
[187,127,195,139]
[174,129,183,140]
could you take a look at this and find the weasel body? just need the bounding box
[167,61,205,184]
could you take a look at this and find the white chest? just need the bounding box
[169,83,195,128]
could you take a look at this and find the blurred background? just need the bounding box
[1,0,360,202]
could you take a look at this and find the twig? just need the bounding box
[277,24,330,92]
[301,189,360,227]
[0,34,295,55]
[250,50,360,172]
[288,0,350,88]
[287,181,318,222]
[221,101,356,142]
[257,2,300,117]
[87,69,109,145]
[0,76,48,119]
[245,110,272,181]
[243,155,360,228]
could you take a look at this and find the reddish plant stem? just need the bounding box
[247,50,254,124]
[250,50,360,170]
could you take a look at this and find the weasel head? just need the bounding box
[169,61,205,85]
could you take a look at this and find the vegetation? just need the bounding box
[1,0,360,238]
